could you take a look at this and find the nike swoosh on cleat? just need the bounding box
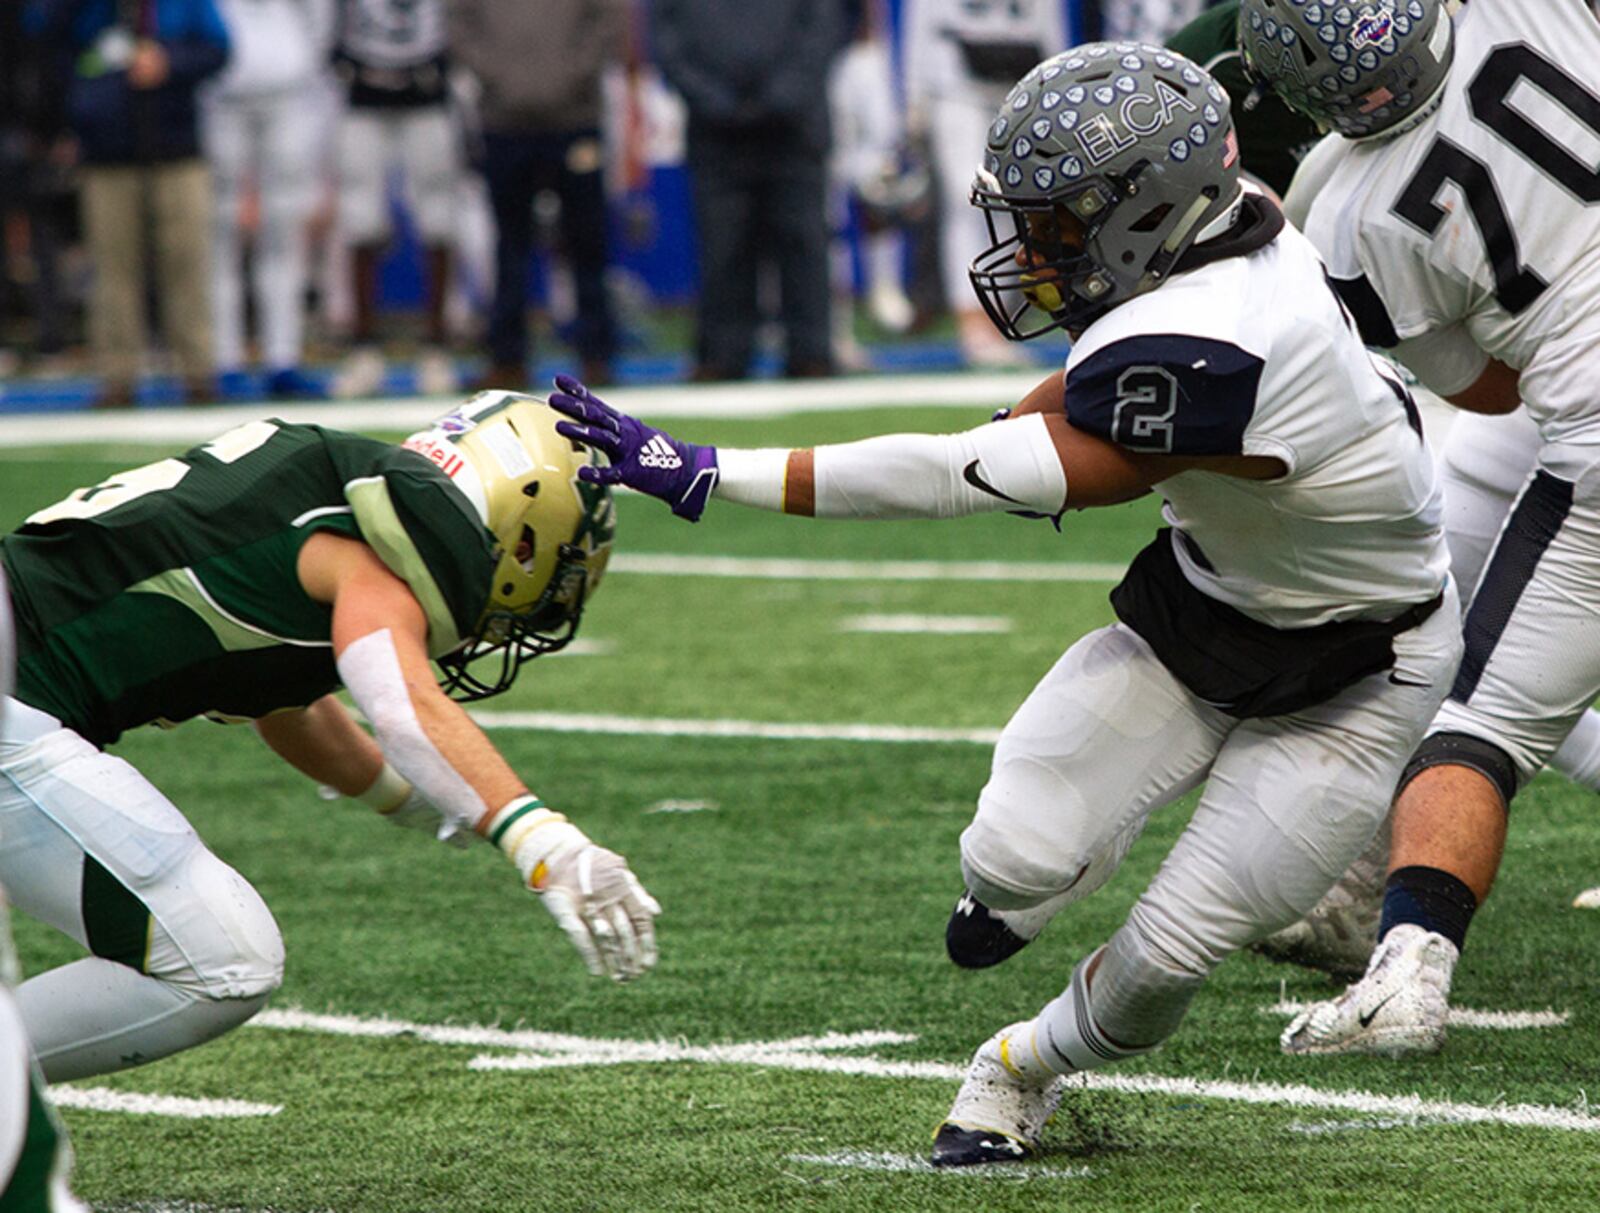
[963,460,1025,505]
[1358,991,1399,1028]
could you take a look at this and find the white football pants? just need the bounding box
[1431,433,1600,784]
[0,698,283,1081]
[337,105,461,245]
[961,593,1461,1050]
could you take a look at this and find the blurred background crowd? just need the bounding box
[0,0,1223,409]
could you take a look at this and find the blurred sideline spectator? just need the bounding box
[328,0,459,399]
[1084,0,1210,43]
[203,0,334,401]
[652,0,841,381]
[0,6,75,370]
[28,0,230,408]
[449,0,627,392]
[828,0,919,371]
[902,0,1066,369]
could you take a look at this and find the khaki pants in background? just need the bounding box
[80,160,215,390]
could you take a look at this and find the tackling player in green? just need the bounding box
[0,392,660,1083]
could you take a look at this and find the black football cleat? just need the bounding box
[930,1122,1032,1167]
[946,890,1033,969]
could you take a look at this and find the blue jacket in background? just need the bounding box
[27,0,230,166]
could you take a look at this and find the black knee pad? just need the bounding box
[1398,731,1518,811]
[945,890,1032,970]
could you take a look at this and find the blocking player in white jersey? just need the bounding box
[1241,0,1600,1055]
[547,44,1463,1164]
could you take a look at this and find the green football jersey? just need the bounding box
[1,420,497,746]
[1167,1,1323,199]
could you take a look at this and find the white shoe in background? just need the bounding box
[330,347,387,399]
[415,348,459,397]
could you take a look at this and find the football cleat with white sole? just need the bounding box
[1279,924,1458,1057]
[1573,885,1600,909]
[930,1024,1064,1167]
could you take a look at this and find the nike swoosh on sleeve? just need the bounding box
[962,459,1025,506]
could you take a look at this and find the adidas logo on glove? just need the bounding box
[639,434,683,470]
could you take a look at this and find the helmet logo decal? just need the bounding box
[436,412,477,435]
[1356,5,1395,47]
[1121,79,1197,136]
[403,434,466,479]
[1079,112,1135,164]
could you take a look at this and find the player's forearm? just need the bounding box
[336,629,525,833]
[254,697,384,797]
[714,415,1068,519]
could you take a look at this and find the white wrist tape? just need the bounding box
[718,415,1067,519]
[356,762,413,813]
[484,796,585,889]
[714,448,789,511]
[336,629,489,832]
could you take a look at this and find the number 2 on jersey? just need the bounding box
[1391,45,1600,314]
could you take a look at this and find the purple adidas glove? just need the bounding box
[548,375,720,522]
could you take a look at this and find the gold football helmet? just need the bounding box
[404,391,615,700]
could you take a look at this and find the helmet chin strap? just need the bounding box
[1191,183,1246,245]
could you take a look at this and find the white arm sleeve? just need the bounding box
[716,414,1068,520]
[336,629,489,831]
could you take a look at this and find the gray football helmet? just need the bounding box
[968,43,1242,340]
[1237,0,1454,140]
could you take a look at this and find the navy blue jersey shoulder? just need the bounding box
[1064,335,1264,456]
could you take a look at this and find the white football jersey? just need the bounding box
[1065,213,1449,628]
[1302,1,1600,444]
[336,0,447,70]
[902,0,1068,102]
[211,0,334,96]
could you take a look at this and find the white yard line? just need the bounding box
[0,373,1043,448]
[610,552,1125,582]
[838,614,1013,634]
[785,1150,1093,1179]
[1264,1001,1570,1030]
[468,710,1001,746]
[249,1006,1600,1135]
[48,1087,281,1118]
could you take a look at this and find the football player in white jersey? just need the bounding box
[202,0,336,400]
[1242,0,1600,1056]
[903,0,1068,367]
[328,0,461,398]
[547,44,1463,1164]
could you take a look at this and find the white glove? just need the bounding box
[489,799,661,982]
[341,763,472,848]
[376,790,472,849]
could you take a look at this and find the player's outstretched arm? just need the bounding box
[549,374,1272,522]
[297,532,660,981]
